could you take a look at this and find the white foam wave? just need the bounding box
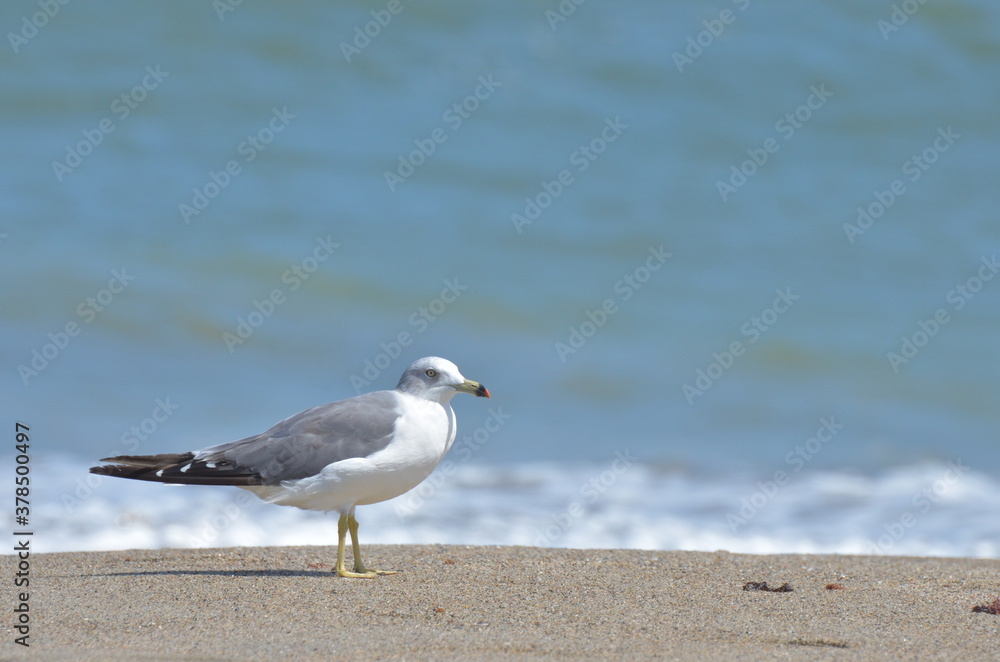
[7,455,999,559]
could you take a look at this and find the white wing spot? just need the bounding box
[180,463,192,473]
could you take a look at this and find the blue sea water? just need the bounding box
[2,1,999,556]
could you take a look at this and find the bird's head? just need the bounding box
[395,357,491,403]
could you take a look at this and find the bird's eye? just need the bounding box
[425,368,437,378]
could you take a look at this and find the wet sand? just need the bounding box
[4,545,999,660]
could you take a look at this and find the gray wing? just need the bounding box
[198,389,404,484]
[91,390,403,486]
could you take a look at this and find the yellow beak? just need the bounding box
[455,379,491,398]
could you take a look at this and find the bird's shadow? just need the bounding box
[96,568,338,578]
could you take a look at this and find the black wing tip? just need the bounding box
[90,452,262,486]
[97,452,195,466]
[89,462,159,481]
[90,453,198,481]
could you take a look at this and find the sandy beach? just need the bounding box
[5,545,998,660]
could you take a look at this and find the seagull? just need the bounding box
[90,357,490,578]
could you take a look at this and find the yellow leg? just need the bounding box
[334,512,397,578]
[348,513,367,572]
